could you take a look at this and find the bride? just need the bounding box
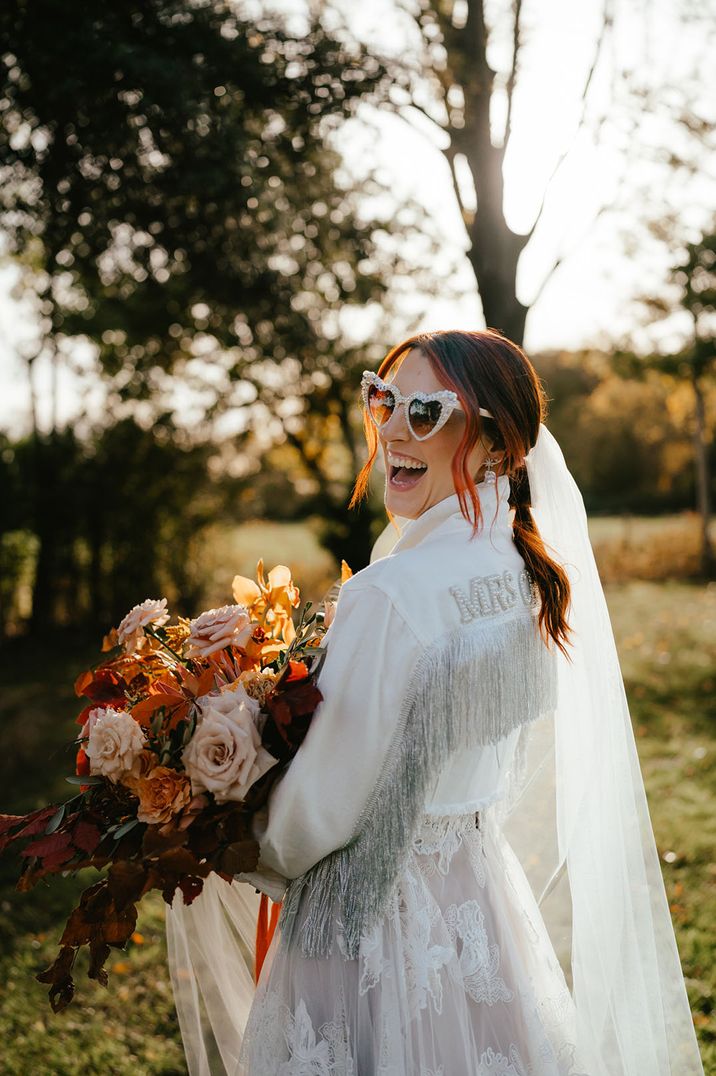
[166,329,704,1075]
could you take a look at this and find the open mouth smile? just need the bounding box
[387,452,428,491]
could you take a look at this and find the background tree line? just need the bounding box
[0,0,713,638]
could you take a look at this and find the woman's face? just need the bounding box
[377,348,494,519]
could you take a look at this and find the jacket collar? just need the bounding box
[390,473,512,554]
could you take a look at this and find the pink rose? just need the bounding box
[117,598,170,652]
[186,604,254,658]
[182,684,277,801]
[85,707,146,783]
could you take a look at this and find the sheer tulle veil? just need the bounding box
[164,422,704,1076]
[507,422,702,1075]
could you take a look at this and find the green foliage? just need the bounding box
[536,349,716,514]
[0,0,441,601]
[2,419,223,633]
[0,0,395,395]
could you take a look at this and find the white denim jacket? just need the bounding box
[241,474,557,948]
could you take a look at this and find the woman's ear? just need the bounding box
[480,437,505,463]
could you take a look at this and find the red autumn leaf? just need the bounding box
[75,702,95,727]
[36,944,77,1013]
[177,875,204,905]
[21,829,73,859]
[76,668,127,704]
[87,938,110,986]
[0,814,27,854]
[218,839,260,875]
[156,846,205,876]
[12,805,58,840]
[71,820,102,855]
[41,846,78,870]
[196,665,219,695]
[284,660,308,683]
[74,669,94,697]
[142,824,188,857]
[102,902,137,946]
[75,746,90,777]
[106,861,148,911]
[0,813,25,837]
[60,905,95,947]
[130,692,186,728]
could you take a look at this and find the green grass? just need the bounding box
[605,581,716,1072]
[0,525,713,1073]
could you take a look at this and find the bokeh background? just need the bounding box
[0,1,714,1072]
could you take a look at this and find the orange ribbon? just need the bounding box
[255,893,282,983]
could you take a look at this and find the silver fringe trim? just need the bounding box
[277,609,557,958]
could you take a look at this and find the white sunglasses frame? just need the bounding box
[360,370,493,442]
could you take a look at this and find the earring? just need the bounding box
[484,458,498,485]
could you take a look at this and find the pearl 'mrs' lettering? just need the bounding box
[449,569,536,624]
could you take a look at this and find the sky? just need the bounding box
[0,0,714,437]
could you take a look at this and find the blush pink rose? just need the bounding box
[117,598,170,652]
[85,706,146,783]
[182,684,277,801]
[186,604,254,658]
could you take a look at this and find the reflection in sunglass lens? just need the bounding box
[408,398,443,438]
[368,384,396,426]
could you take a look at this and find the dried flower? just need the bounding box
[163,617,192,651]
[238,668,279,707]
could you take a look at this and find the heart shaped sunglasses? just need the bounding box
[361,370,493,442]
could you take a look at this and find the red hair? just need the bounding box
[349,329,572,657]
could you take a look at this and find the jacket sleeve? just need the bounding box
[251,577,423,881]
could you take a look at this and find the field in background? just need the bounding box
[0,515,714,1074]
[198,510,716,609]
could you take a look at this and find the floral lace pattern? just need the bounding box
[239,810,582,1075]
[412,810,487,886]
[445,898,513,1006]
[241,988,356,1075]
[398,864,454,1019]
[476,1045,529,1075]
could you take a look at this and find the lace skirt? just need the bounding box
[238,810,584,1076]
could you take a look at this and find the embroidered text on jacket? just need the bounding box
[449,569,537,624]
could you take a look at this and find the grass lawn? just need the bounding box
[0,543,713,1072]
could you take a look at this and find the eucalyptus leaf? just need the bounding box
[45,805,66,834]
[65,775,103,786]
[112,819,140,840]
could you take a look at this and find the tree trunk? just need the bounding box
[317,500,377,573]
[437,0,529,345]
[467,230,528,344]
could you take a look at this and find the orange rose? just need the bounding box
[130,766,192,825]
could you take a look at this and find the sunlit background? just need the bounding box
[0,1,714,1070]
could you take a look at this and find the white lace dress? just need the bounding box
[239,807,583,1075]
[233,485,584,1074]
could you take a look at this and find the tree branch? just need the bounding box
[503,0,523,149]
[528,102,641,310]
[443,144,474,230]
[527,0,613,240]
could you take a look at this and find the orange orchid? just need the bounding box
[232,559,300,645]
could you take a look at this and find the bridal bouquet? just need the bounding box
[0,560,347,1011]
